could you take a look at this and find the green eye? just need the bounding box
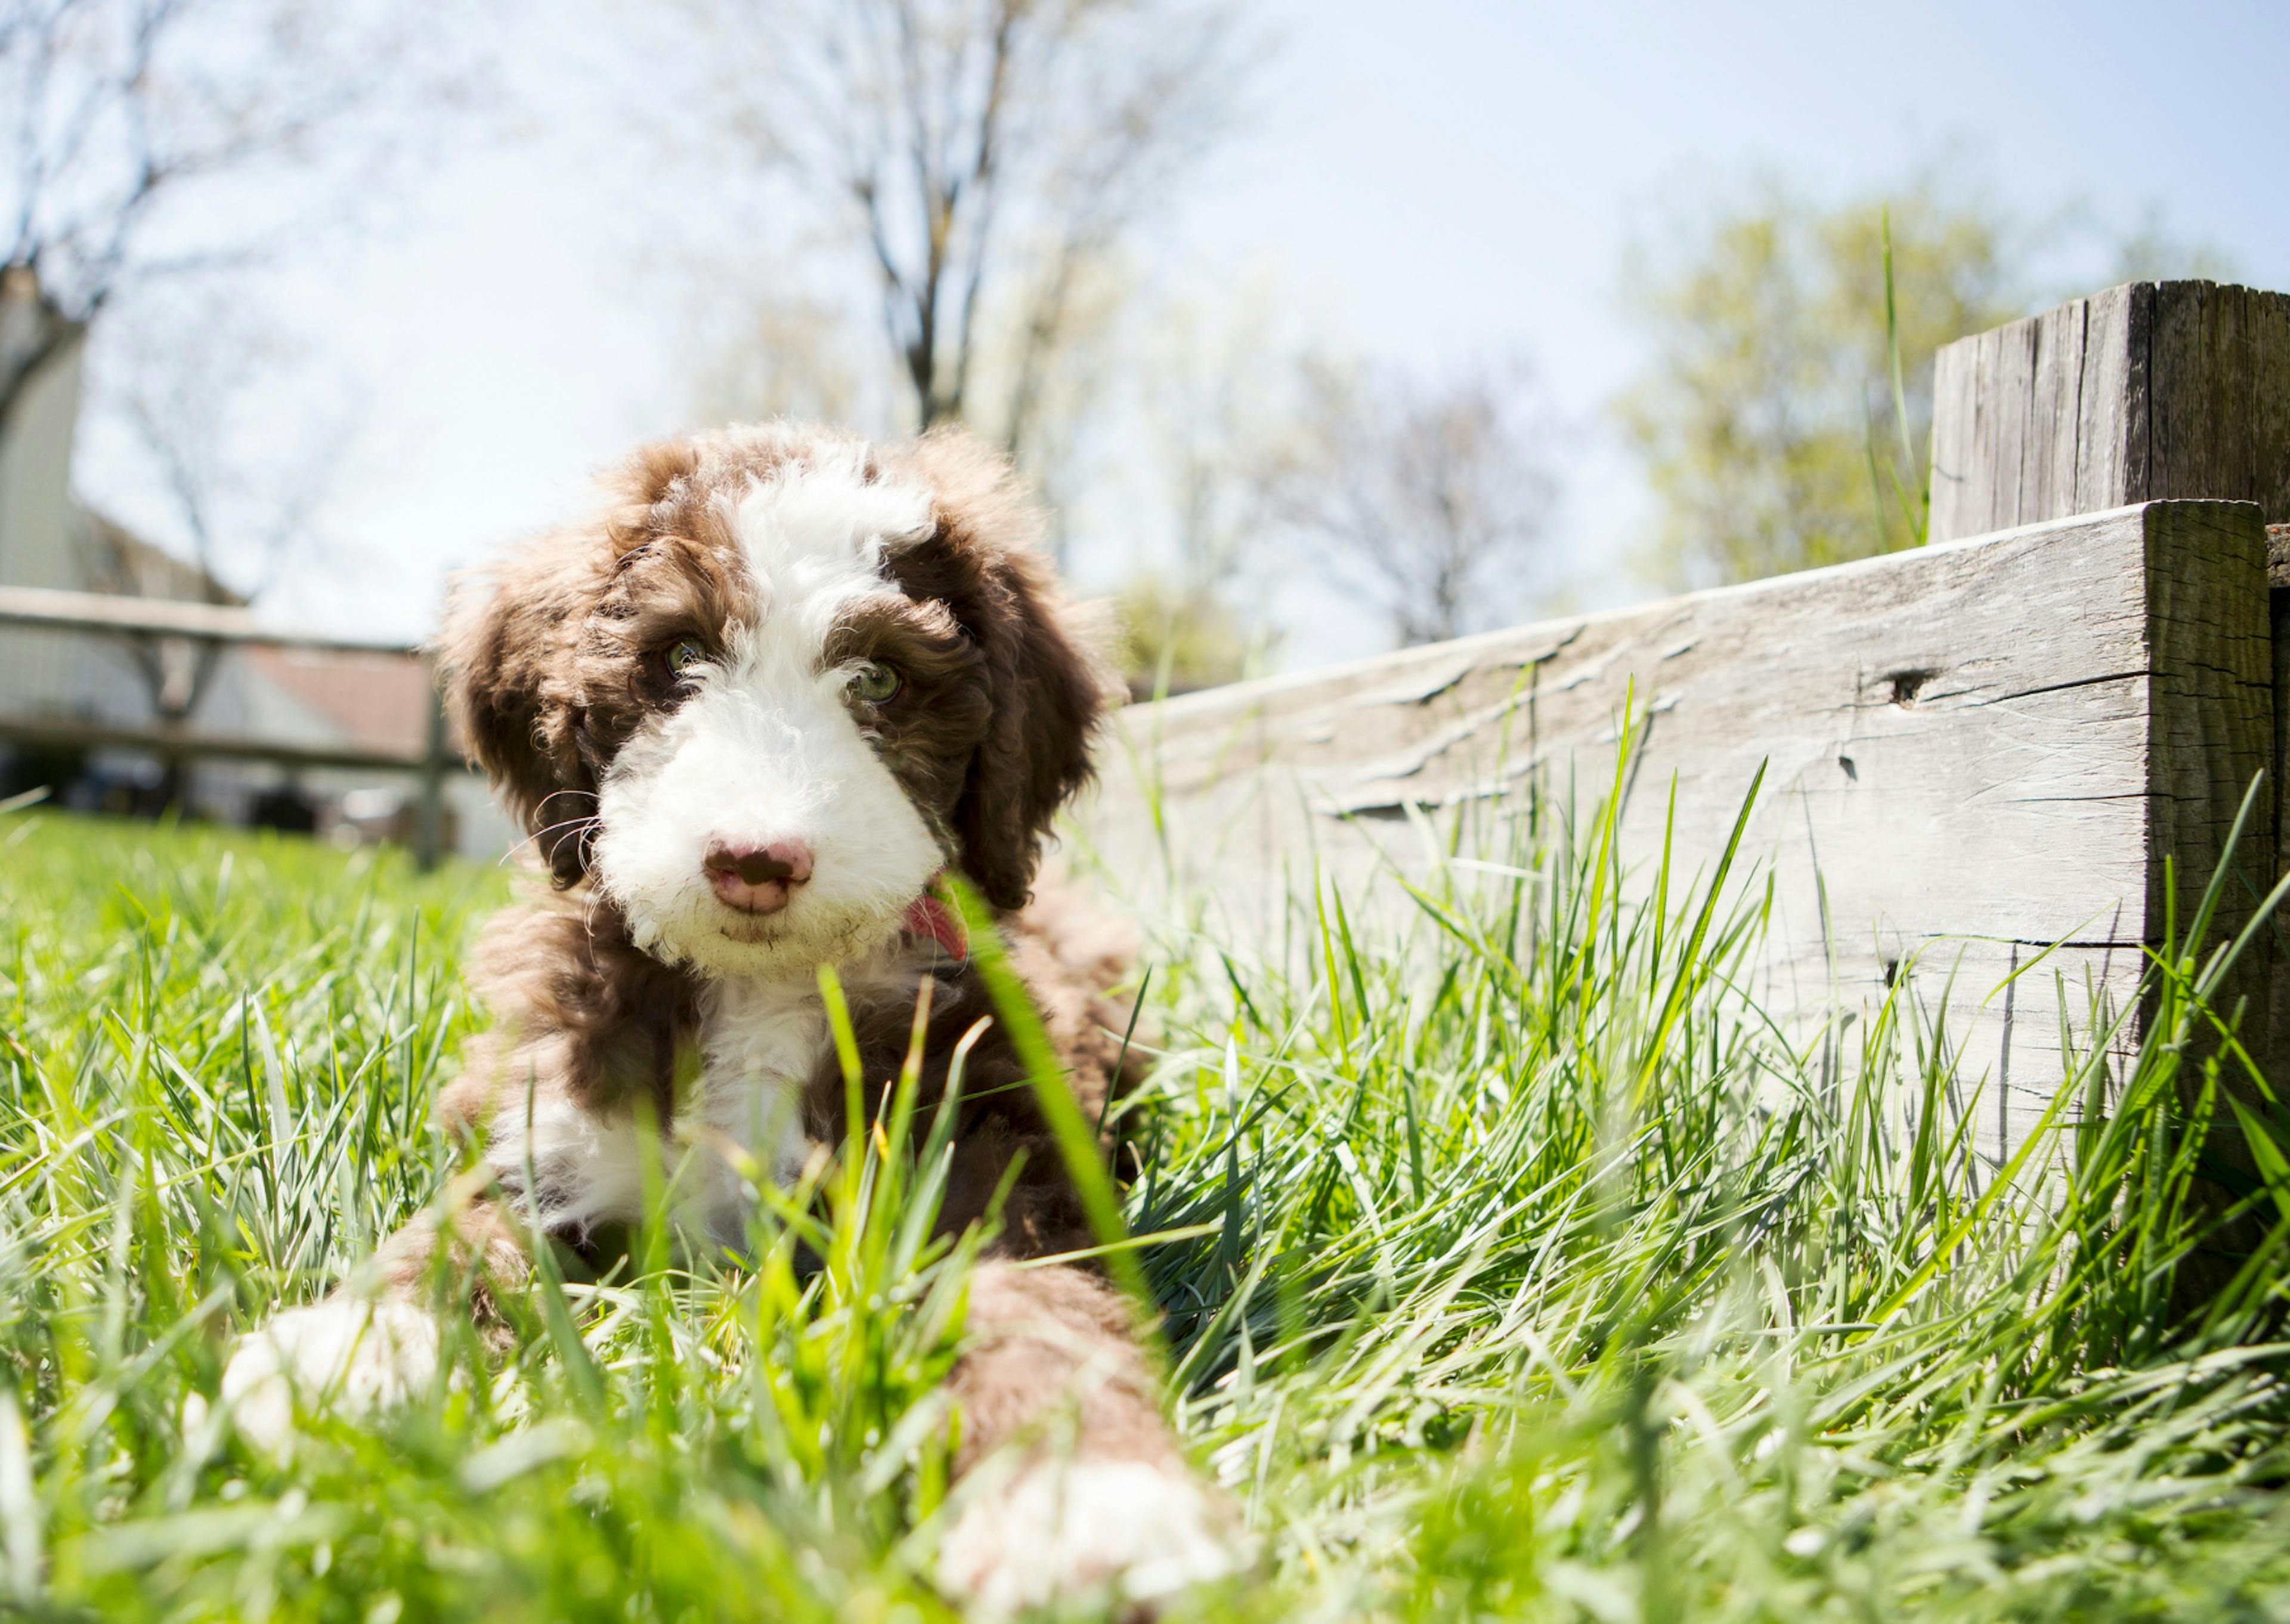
[851,661,902,703]
[666,639,710,677]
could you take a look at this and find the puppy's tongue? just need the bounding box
[902,892,968,962]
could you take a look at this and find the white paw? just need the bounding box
[209,1297,440,1453]
[938,1457,1249,1615]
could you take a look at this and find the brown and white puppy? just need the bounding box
[215,423,1238,1612]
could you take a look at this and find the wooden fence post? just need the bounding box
[1931,281,2289,1185]
[1929,280,2290,543]
[1929,281,2290,910]
[413,672,448,873]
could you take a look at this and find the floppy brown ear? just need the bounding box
[958,550,1107,910]
[906,430,1110,912]
[440,439,701,887]
[439,540,605,888]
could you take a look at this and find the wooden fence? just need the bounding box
[1087,280,2290,1161]
[0,585,461,868]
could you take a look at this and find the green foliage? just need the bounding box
[1617,174,2241,593]
[4,742,2290,1620]
[1113,743,2290,1620]
[1619,173,2028,588]
[1113,574,1264,700]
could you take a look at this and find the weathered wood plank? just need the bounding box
[1931,281,2290,541]
[0,714,460,774]
[2144,502,2276,952]
[1085,501,2272,1157]
[2258,295,2290,522]
[2272,525,2290,1089]
[1930,337,1979,534]
[2078,284,2143,519]
[0,583,417,654]
[2024,299,2083,526]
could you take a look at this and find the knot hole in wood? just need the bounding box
[1887,669,1939,709]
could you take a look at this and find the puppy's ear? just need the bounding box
[440,438,706,887]
[908,430,1111,912]
[440,540,605,887]
[960,554,1106,911]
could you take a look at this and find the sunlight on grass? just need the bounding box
[2,755,2289,1620]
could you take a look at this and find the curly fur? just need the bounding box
[220,422,1241,1612]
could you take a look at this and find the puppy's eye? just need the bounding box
[665,639,710,678]
[851,661,902,703]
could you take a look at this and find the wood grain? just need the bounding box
[1084,501,2273,1159]
[1930,282,2290,543]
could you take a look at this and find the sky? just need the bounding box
[75,0,2290,665]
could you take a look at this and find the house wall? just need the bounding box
[0,316,97,721]
[0,295,82,591]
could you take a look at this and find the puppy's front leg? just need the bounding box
[936,1260,1244,1615]
[213,1194,528,1452]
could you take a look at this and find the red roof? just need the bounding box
[244,645,448,757]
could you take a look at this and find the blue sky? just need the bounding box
[1187,0,2290,653]
[99,0,2290,659]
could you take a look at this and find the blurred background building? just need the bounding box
[0,269,504,854]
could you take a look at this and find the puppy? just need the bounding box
[216,423,1239,1612]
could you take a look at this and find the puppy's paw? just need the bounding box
[209,1297,440,1453]
[938,1456,1249,1616]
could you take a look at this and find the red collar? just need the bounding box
[901,891,968,962]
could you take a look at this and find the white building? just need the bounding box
[0,268,511,858]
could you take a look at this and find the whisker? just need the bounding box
[533,788,599,819]
[499,813,602,870]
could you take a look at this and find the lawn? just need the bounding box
[2,777,2289,1622]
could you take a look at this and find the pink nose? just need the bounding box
[703,839,814,915]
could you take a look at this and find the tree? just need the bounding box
[1104,279,1296,692]
[1616,172,2236,590]
[1617,175,2030,590]
[1111,573,1255,699]
[0,0,451,434]
[83,283,358,726]
[680,265,877,433]
[1285,357,1559,649]
[677,0,1249,447]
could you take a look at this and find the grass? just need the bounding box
[3,756,2290,1622]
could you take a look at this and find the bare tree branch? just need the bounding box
[91,281,361,721]
[1288,358,1561,648]
[684,0,1249,437]
[0,0,484,429]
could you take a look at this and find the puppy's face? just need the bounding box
[446,425,1104,978]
